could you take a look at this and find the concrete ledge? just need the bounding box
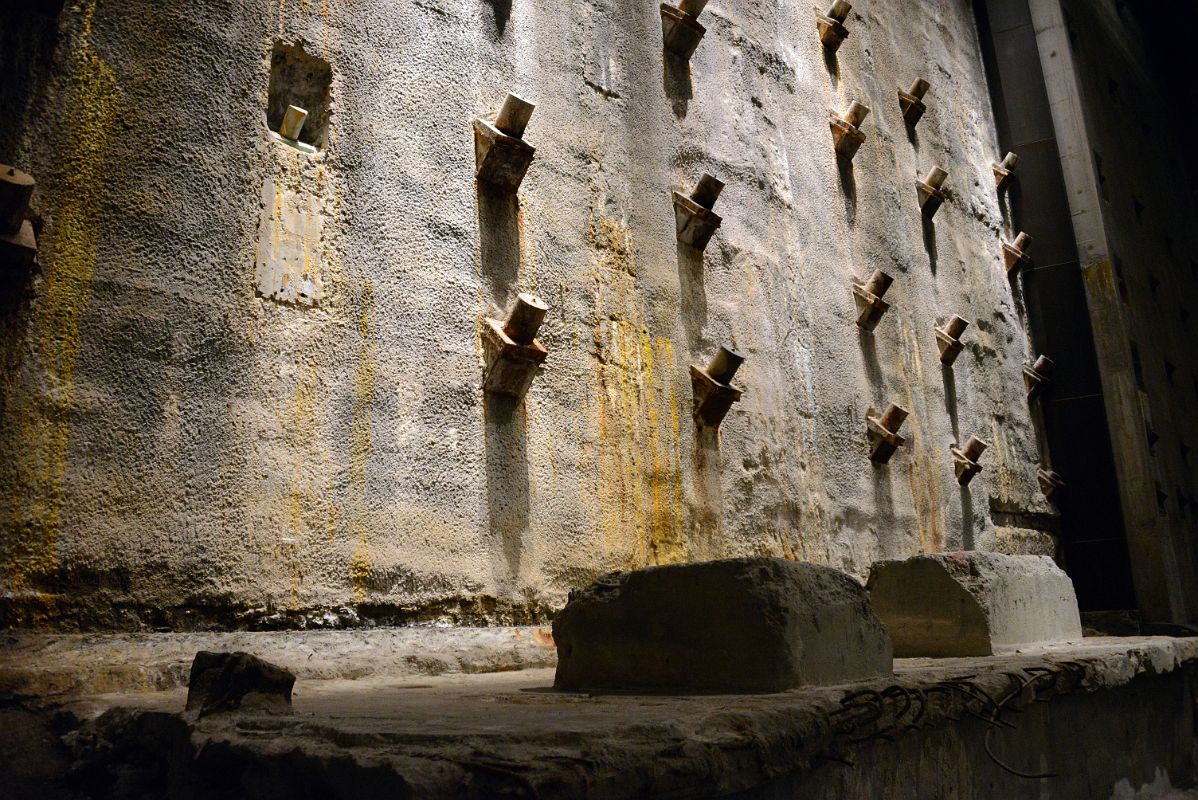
[0,627,556,699]
[553,558,893,693]
[866,551,1083,657]
[61,637,1198,799]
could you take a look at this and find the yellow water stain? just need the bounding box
[987,419,1018,503]
[897,321,944,553]
[327,504,339,540]
[348,283,376,602]
[2,0,117,601]
[589,216,685,568]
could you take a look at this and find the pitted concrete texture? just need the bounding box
[0,0,1055,628]
[553,557,892,692]
[866,550,1083,657]
[56,637,1198,799]
[0,627,556,699]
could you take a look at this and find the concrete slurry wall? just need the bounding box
[0,0,1052,628]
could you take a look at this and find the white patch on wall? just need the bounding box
[256,178,323,307]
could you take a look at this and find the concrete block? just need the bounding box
[186,651,295,718]
[553,557,893,693]
[866,551,1083,657]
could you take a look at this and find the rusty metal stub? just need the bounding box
[951,446,984,486]
[482,317,548,399]
[898,90,926,126]
[1002,242,1031,273]
[673,191,723,251]
[917,181,946,218]
[1038,469,1067,500]
[830,114,866,160]
[867,416,907,464]
[1023,364,1051,400]
[661,4,706,60]
[993,163,1014,191]
[817,14,849,52]
[690,364,743,428]
[474,118,536,193]
[852,283,890,331]
[936,328,964,366]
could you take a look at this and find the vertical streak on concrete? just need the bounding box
[1,1,116,606]
[1028,0,1180,621]
[348,283,376,603]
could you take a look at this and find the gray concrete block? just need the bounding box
[866,551,1083,657]
[553,558,893,693]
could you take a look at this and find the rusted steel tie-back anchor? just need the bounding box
[673,173,724,251]
[691,345,745,428]
[993,152,1020,192]
[899,78,930,126]
[474,93,536,193]
[867,403,909,464]
[935,315,970,366]
[917,167,949,218]
[817,1,852,53]
[831,100,870,161]
[1023,354,1054,400]
[852,269,893,331]
[1003,231,1033,274]
[482,292,549,399]
[951,435,989,486]
[661,0,708,60]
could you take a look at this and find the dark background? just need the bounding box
[1127,0,1198,196]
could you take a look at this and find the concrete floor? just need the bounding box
[4,633,1191,798]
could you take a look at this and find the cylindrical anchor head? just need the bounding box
[707,346,745,385]
[1032,354,1055,375]
[678,0,708,16]
[495,93,535,139]
[1001,152,1020,171]
[844,100,870,128]
[503,292,549,345]
[908,78,930,99]
[690,173,725,209]
[279,105,309,141]
[924,167,949,189]
[863,269,893,298]
[962,435,990,462]
[828,0,852,21]
[879,403,909,433]
[943,315,970,340]
[1012,231,1033,252]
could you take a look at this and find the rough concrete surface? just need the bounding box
[553,557,891,692]
[0,0,1055,627]
[867,550,1082,656]
[0,626,557,698]
[46,637,1198,799]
